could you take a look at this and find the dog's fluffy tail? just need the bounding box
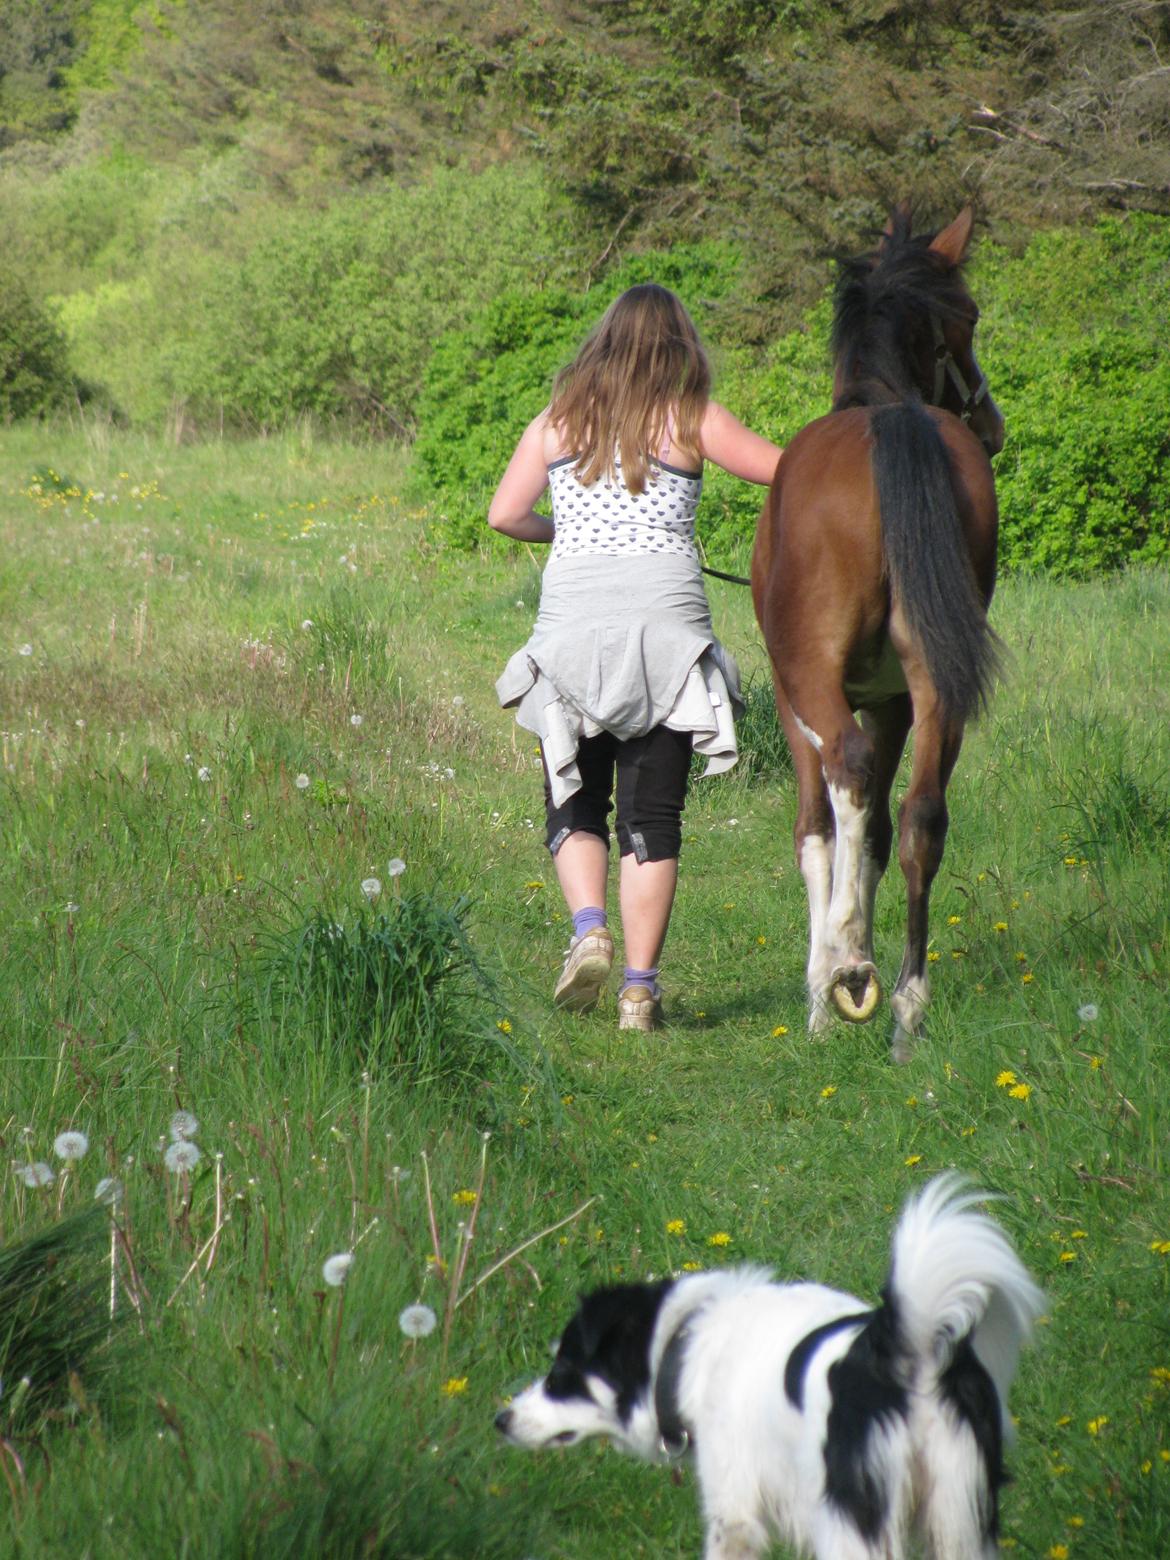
[887,1173,1045,1409]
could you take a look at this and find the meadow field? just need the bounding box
[1,424,1168,1559]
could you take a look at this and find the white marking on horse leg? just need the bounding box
[891,971,930,1062]
[826,783,869,961]
[799,833,833,1031]
[793,712,823,753]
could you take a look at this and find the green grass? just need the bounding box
[1,424,1168,1557]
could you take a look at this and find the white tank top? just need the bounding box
[547,454,702,562]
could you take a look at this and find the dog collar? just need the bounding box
[653,1320,693,1459]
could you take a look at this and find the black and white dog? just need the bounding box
[496,1175,1044,1559]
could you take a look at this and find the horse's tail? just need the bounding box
[871,400,1001,724]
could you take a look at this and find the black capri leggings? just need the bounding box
[544,726,693,864]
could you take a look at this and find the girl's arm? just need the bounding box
[488,414,556,542]
[699,401,783,485]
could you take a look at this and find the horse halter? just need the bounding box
[930,314,989,423]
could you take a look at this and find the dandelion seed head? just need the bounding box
[295,773,310,790]
[387,857,406,877]
[18,643,33,656]
[169,1110,199,1142]
[398,1303,437,1338]
[17,1162,55,1188]
[1078,1003,1099,1023]
[350,713,363,727]
[95,1176,123,1206]
[322,1252,354,1287]
[53,1130,89,1161]
[301,619,314,631]
[361,877,382,903]
[164,1140,202,1174]
[197,766,212,782]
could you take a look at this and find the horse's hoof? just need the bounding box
[890,1024,915,1065]
[829,963,881,1024]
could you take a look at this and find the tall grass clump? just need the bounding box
[0,1207,118,1434]
[255,894,513,1081]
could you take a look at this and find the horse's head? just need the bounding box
[922,209,1005,458]
[832,205,1006,458]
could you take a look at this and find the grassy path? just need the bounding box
[1,428,1167,1557]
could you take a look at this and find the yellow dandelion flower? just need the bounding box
[647,1132,658,1143]
[1008,1082,1032,1100]
[707,1231,732,1247]
[1047,1546,1070,1559]
[927,950,941,963]
[772,1025,789,1037]
[947,915,962,925]
[1015,950,1028,962]
[821,1085,838,1098]
[905,1095,919,1107]
[961,1125,977,1137]
[1059,1251,1077,1263]
[1089,1055,1103,1070]
[905,1154,923,1167]
[1055,1414,1071,1427]
[1022,972,1035,984]
[757,935,767,946]
[1150,1366,1170,1384]
[666,1219,686,1236]
[1066,1517,1084,1529]
[1161,1449,1170,1462]
[1150,1239,1170,1255]
[1071,1229,1087,1240]
[1087,1415,1109,1436]
[1064,855,1078,866]
[1142,1458,1153,1474]
[995,1070,1017,1088]
[681,1260,702,1271]
[453,1189,477,1206]
[994,921,1008,932]
[442,1377,469,1396]
[497,1018,512,1034]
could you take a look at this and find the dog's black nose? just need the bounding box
[494,1408,514,1435]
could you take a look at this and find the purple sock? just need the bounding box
[623,966,659,995]
[572,906,607,939]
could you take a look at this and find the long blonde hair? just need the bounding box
[548,284,710,495]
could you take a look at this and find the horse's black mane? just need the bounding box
[831,210,973,411]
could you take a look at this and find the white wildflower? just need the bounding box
[361,877,382,903]
[322,1252,354,1287]
[350,713,363,727]
[295,773,310,790]
[17,1162,55,1188]
[387,858,406,878]
[169,1110,199,1141]
[398,1303,437,1339]
[53,1130,89,1161]
[1077,1003,1099,1023]
[197,766,212,783]
[164,1140,202,1174]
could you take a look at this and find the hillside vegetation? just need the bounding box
[1,0,1169,571]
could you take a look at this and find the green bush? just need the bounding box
[0,269,74,420]
[171,163,572,434]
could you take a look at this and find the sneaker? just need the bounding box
[617,983,662,1032]
[553,928,614,1012]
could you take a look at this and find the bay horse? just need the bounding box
[752,205,1005,1061]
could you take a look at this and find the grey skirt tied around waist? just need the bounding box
[495,553,743,808]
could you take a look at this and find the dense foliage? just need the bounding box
[1,0,1168,573]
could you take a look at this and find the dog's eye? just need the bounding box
[550,1430,577,1445]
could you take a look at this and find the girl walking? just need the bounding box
[490,285,781,1029]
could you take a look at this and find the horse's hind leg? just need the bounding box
[783,679,882,1027]
[769,674,836,1032]
[891,694,964,1062]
